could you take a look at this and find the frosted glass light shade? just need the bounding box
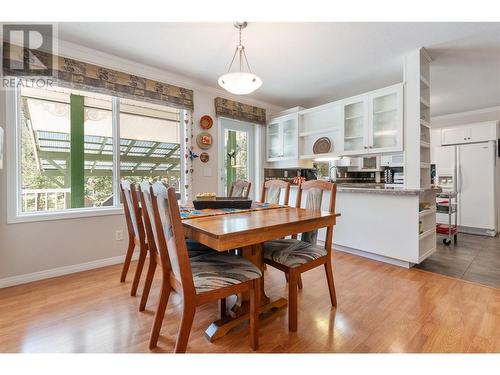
[218,72,262,95]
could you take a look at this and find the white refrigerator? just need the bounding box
[436,141,498,236]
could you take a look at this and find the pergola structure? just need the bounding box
[34,130,181,178]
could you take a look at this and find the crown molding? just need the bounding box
[431,105,500,121]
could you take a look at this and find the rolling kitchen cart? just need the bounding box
[436,192,458,245]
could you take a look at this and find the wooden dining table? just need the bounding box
[182,205,340,342]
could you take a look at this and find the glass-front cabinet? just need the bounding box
[266,113,299,161]
[369,85,403,153]
[267,121,281,159]
[342,97,368,155]
[282,116,298,158]
[341,84,403,156]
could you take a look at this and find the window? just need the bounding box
[119,98,181,194]
[14,84,183,220]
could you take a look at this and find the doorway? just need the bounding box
[218,118,256,197]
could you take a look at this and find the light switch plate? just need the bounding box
[115,230,124,241]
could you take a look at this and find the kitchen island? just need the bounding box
[288,183,439,268]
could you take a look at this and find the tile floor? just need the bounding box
[417,233,500,288]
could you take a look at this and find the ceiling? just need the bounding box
[58,22,500,116]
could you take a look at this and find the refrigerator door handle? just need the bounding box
[458,166,463,193]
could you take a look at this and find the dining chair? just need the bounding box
[137,181,217,312]
[229,179,251,198]
[259,179,302,284]
[120,180,148,297]
[260,179,290,205]
[263,180,337,332]
[143,182,262,352]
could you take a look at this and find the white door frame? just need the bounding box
[217,117,257,198]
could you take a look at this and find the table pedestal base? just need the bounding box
[204,297,287,342]
[204,243,287,342]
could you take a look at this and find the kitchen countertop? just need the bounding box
[290,183,441,196]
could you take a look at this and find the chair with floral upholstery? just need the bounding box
[263,180,338,332]
[143,182,262,352]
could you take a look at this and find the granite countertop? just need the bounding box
[336,184,439,195]
[290,183,441,196]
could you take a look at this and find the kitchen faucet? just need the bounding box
[329,165,340,182]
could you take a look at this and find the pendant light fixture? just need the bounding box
[218,22,262,95]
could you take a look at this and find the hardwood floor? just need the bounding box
[1,250,500,353]
[417,233,500,288]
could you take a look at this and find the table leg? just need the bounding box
[204,243,287,342]
[231,244,270,314]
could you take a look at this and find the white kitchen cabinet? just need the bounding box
[369,85,403,153]
[441,127,468,145]
[469,122,498,143]
[267,121,281,159]
[266,113,299,162]
[342,96,368,155]
[341,84,403,156]
[441,122,499,146]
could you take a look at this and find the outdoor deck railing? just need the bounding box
[21,188,70,212]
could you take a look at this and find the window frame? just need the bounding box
[6,82,185,224]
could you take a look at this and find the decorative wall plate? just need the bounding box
[313,137,332,154]
[200,152,210,163]
[200,115,213,130]
[196,132,213,149]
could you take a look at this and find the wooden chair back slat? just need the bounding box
[149,182,196,296]
[295,180,337,251]
[260,179,290,205]
[120,180,145,242]
[229,180,251,198]
[139,181,174,282]
[120,182,136,240]
[138,181,157,254]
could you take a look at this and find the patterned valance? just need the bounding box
[214,97,266,125]
[3,42,194,110]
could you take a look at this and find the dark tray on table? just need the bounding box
[193,197,253,210]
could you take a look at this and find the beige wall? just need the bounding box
[0,41,282,284]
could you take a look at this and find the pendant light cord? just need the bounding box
[226,24,253,74]
[239,25,243,71]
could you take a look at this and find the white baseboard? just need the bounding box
[317,239,412,269]
[0,253,139,289]
[333,243,412,269]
